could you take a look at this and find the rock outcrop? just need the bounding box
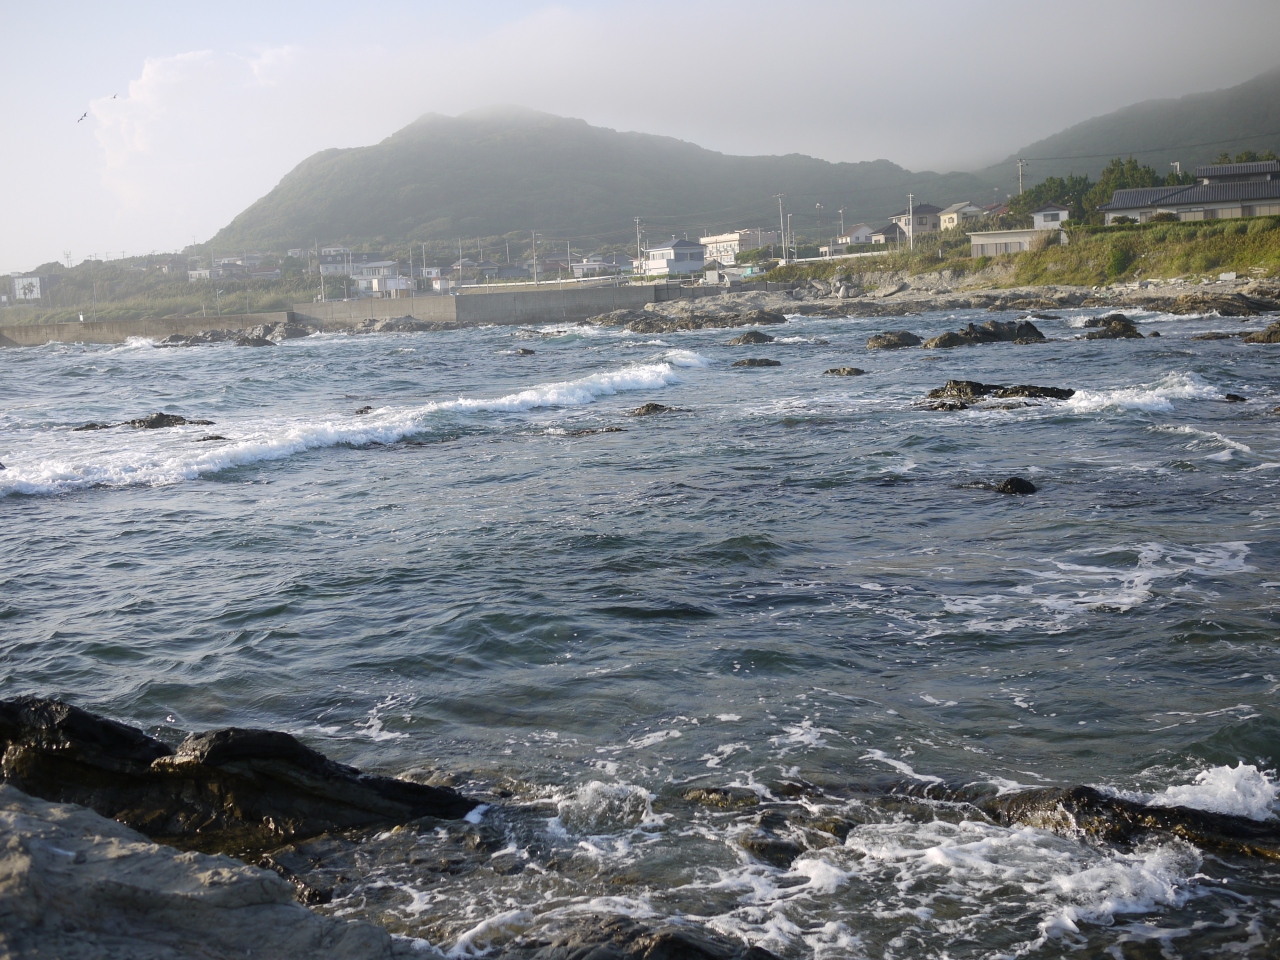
[994,477,1037,495]
[1243,321,1280,343]
[927,381,1074,408]
[866,330,921,350]
[0,784,402,960]
[627,403,680,417]
[0,697,477,857]
[489,915,781,960]
[731,358,781,367]
[922,319,1044,349]
[727,330,776,345]
[622,309,788,334]
[1082,314,1143,339]
[823,367,865,376]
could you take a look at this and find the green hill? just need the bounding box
[208,107,992,254]
[981,66,1280,192]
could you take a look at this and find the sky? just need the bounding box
[3,0,1279,273]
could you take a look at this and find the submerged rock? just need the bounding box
[995,477,1037,495]
[490,915,782,960]
[732,358,781,367]
[515,347,535,355]
[623,309,788,334]
[0,697,478,857]
[125,413,216,429]
[866,330,921,350]
[0,784,399,960]
[1193,331,1236,340]
[1224,393,1247,403]
[196,435,227,442]
[823,367,865,376]
[628,403,680,417]
[234,336,276,348]
[565,426,625,437]
[72,422,112,431]
[923,319,1044,349]
[727,330,776,345]
[354,406,373,415]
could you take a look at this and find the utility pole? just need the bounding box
[838,208,845,237]
[907,194,915,251]
[815,203,823,229]
[1016,159,1028,195]
[786,213,793,261]
[458,238,463,285]
[634,217,643,275]
[531,231,538,284]
[774,195,785,263]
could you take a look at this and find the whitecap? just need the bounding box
[1062,372,1221,414]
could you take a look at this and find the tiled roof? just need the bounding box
[1155,180,1280,204]
[889,204,943,218]
[1097,186,1192,211]
[1194,160,1280,179]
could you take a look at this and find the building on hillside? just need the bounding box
[287,248,306,259]
[888,203,943,237]
[939,202,985,230]
[250,266,282,280]
[1195,160,1280,184]
[12,275,46,300]
[1098,161,1280,224]
[983,201,1010,216]
[571,253,632,278]
[319,252,387,276]
[699,229,780,265]
[351,260,401,295]
[320,245,351,256]
[821,223,877,255]
[870,223,908,245]
[644,238,706,277]
[1031,203,1071,229]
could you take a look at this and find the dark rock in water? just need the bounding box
[823,367,865,376]
[354,406,373,415]
[156,334,193,347]
[489,915,782,960]
[125,413,215,429]
[356,316,437,334]
[1193,331,1235,340]
[0,463,4,470]
[927,380,1074,402]
[682,786,759,809]
[1242,322,1280,343]
[995,477,1037,495]
[1224,393,1247,403]
[623,308,788,334]
[1148,330,1161,337]
[924,319,1044,349]
[928,400,969,411]
[565,426,625,437]
[515,347,535,355]
[728,330,775,345]
[866,330,921,350]
[196,435,227,442]
[628,403,680,417]
[732,357,781,367]
[0,696,478,857]
[1083,315,1143,339]
[234,336,275,347]
[738,831,805,868]
[72,422,112,431]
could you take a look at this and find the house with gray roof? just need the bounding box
[1098,161,1280,223]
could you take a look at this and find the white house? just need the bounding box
[939,202,984,231]
[699,229,780,265]
[1032,203,1071,229]
[888,203,943,236]
[320,245,351,256]
[644,238,706,277]
[821,223,876,255]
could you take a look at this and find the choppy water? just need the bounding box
[2,307,1278,958]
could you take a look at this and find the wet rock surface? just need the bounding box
[126,413,216,429]
[0,784,402,960]
[731,357,781,367]
[628,403,682,417]
[0,697,478,858]
[865,330,921,350]
[1243,321,1280,343]
[727,330,776,345]
[1082,314,1143,339]
[355,317,440,334]
[923,319,1045,349]
[995,476,1037,495]
[926,380,1074,408]
[823,367,865,376]
[623,309,788,334]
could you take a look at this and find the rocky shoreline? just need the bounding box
[3,697,1277,958]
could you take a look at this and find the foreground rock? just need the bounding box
[0,697,477,857]
[926,380,1074,410]
[732,357,781,367]
[866,330,921,350]
[0,784,402,960]
[923,319,1044,349]
[489,915,781,960]
[1082,314,1143,339]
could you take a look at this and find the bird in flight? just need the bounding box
[111,94,117,99]
[77,112,87,123]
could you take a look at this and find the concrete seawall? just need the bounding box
[0,282,778,347]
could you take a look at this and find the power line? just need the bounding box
[1017,129,1280,164]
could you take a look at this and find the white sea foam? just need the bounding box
[1122,763,1279,821]
[1062,372,1222,414]
[0,354,707,497]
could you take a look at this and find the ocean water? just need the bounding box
[2,307,1278,957]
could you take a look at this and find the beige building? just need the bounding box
[699,229,780,265]
[939,202,984,230]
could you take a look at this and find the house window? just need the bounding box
[1044,212,1059,222]
[917,217,926,225]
